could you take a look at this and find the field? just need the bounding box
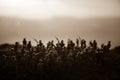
[0,43,120,80]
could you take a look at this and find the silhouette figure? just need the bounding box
[93,40,97,50]
[23,38,27,48]
[76,38,79,47]
[81,39,86,49]
[27,41,32,51]
[107,41,111,52]
[14,42,19,53]
[60,40,65,48]
[0,38,116,80]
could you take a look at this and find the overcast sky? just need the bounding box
[0,0,120,47]
[0,0,120,19]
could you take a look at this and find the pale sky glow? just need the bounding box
[0,0,120,19]
[0,0,120,47]
[0,0,71,19]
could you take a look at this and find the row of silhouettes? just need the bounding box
[13,38,111,55]
[0,38,112,80]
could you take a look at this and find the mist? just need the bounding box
[0,0,120,47]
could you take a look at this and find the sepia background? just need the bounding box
[0,0,120,47]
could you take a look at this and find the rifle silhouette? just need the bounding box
[34,39,39,45]
[55,37,60,43]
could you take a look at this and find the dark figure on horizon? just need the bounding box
[14,42,19,53]
[23,38,27,48]
[93,40,97,50]
[27,41,32,51]
[81,39,86,49]
[107,41,111,52]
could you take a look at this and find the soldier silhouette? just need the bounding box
[47,41,51,49]
[107,41,111,52]
[83,40,86,48]
[70,40,75,50]
[81,39,86,49]
[50,40,55,48]
[89,41,93,47]
[14,42,19,54]
[38,40,43,47]
[23,38,27,48]
[93,40,97,50]
[101,43,104,49]
[60,40,65,48]
[76,38,79,47]
[27,41,32,51]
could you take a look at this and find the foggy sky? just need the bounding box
[0,0,120,19]
[0,0,120,47]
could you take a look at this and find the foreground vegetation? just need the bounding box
[0,40,120,80]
